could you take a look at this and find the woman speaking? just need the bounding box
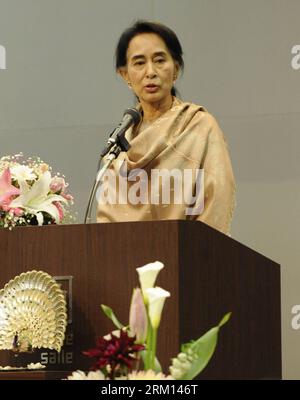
[97,20,236,236]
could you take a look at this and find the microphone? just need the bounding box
[100,108,141,157]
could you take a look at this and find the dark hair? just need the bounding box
[115,20,184,97]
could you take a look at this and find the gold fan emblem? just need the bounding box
[0,270,67,353]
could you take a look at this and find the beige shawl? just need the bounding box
[97,97,236,235]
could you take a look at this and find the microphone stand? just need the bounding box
[84,134,130,224]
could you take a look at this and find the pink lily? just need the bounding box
[9,208,24,217]
[0,168,20,210]
[50,177,67,194]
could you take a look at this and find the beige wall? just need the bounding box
[0,0,299,378]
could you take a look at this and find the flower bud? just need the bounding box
[169,366,182,380]
[129,288,148,344]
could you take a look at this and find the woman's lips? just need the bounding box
[144,85,159,93]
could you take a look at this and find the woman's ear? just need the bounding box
[174,62,180,79]
[118,67,129,83]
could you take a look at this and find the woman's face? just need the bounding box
[120,33,179,106]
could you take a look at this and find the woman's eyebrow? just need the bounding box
[131,54,145,61]
[131,51,167,61]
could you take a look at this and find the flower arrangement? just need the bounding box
[67,261,230,380]
[0,153,74,229]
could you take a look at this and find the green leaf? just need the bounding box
[170,312,231,380]
[101,304,124,329]
[181,340,195,353]
[218,312,231,327]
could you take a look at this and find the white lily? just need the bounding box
[10,164,36,181]
[145,287,170,329]
[136,261,164,303]
[10,171,67,225]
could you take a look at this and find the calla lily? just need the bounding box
[10,171,68,225]
[129,288,148,344]
[0,168,20,209]
[136,261,164,303]
[145,287,170,329]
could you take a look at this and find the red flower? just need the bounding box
[83,330,145,379]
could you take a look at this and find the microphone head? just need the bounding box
[123,108,142,125]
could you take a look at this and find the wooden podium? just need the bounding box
[0,220,281,379]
